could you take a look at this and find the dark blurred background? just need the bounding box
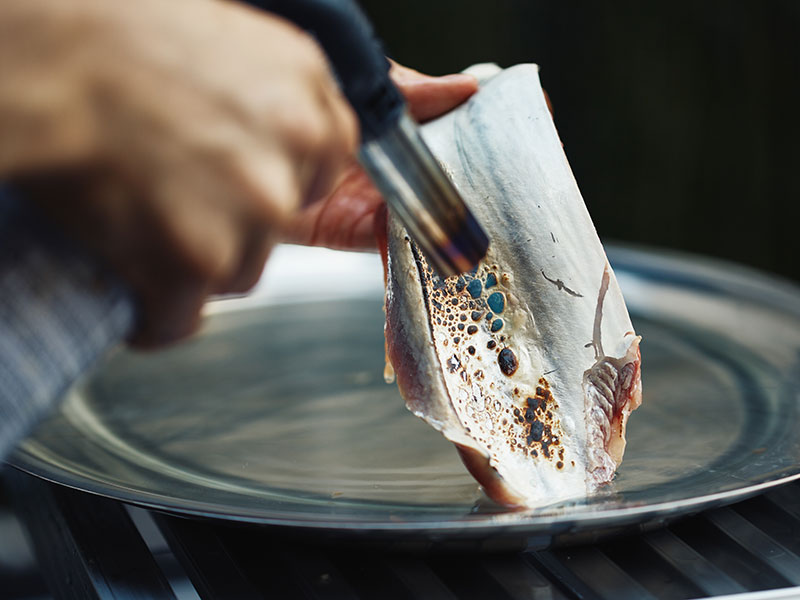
[360,1,800,283]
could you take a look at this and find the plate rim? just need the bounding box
[8,243,800,537]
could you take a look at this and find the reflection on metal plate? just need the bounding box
[10,244,800,544]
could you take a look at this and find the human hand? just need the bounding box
[4,0,357,347]
[283,63,479,251]
[2,0,477,348]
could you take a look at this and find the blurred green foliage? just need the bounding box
[361,1,800,282]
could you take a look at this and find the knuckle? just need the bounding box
[167,222,238,286]
[281,108,330,155]
[295,35,328,75]
[186,245,236,284]
[230,152,299,225]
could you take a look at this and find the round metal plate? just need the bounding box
[10,244,800,546]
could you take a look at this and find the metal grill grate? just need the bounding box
[3,467,800,600]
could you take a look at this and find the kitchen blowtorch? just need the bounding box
[259,0,490,276]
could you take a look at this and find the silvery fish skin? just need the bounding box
[383,65,642,507]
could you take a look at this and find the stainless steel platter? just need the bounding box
[9,244,800,547]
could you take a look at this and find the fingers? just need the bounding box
[282,164,382,251]
[127,51,470,345]
[23,0,482,350]
[284,63,481,253]
[30,165,279,349]
[250,27,358,208]
[91,176,240,348]
[389,62,479,123]
[129,278,207,349]
[88,9,358,348]
[308,72,360,202]
[225,231,274,295]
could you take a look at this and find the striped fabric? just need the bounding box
[0,188,133,460]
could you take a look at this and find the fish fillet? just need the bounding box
[382,64,642,507]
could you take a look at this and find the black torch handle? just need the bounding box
[257,0,405,141]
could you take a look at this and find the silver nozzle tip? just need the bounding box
[360,113,489,277]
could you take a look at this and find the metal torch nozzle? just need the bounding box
[359,112,489,277]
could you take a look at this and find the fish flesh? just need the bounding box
[383,64,642,507]
[381,64,642,507]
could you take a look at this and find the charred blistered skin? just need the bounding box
[408,239,573,484]
[515,379,566,468]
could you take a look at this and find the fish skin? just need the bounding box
[383,64,642,507]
